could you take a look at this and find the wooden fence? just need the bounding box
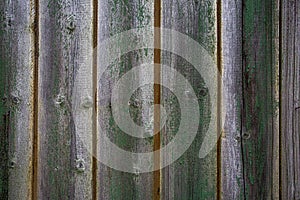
[0,0,299,199]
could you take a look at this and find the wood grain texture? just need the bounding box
[281,0,300,199]
[242,0,279,198]
[97,0,154,199]
[0,0,33,199]
[0,0,297,199]
[38,0,93,199]
[161,0,218,199]
[220,0,245,199]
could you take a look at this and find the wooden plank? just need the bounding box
[97,0,154,199]
[0,0,33,199]
[220,0,245,199]
[161,0,218,199]
[281,0,300,199]
[242,0,279,198]
[38,0,94,199]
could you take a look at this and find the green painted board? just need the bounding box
[161,0,218,199]
[242,0,279,198]
[97,0,155,199]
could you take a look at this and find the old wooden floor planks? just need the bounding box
[0,0,299,199]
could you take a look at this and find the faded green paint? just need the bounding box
[0,57,9,199]
[161,0,217,199]
[0,0,283,199]
[242,0,278,198]
[0,34,8,197]
[98,0,154,199]
[0,6,17,199]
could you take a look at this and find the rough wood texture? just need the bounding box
[281,0,300,199]
[0,0,33,199]
[242,0,279,199]
[97,0,154,199]
[0,0,298,199]
[161,0,218,199]
[38,0,93,199]
[221,0,245,199]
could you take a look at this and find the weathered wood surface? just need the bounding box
[0,0,33,199]
[0,0,299,199]
[38,0,93,199]
[97,0,154,199]
[281,0,300,199]
[161,0,218,199]
[221,0,280,199]
[220,0,244,199]
[241,0,279,198]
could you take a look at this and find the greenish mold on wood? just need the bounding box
[242,0,279,198]
[97,0,154,199]
[161,0,217,199]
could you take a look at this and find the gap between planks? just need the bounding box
[31,0,39,198]
[153,0,161,199]
[92,0,98,199]
[216,0,222,199]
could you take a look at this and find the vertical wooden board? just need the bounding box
[97,0,154,199]
[242,0,279,198]
[38,0,93,199]
[161,0,218,199]
[281,0,300,199]
[220,0,245,199]
[0,0,33,199]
